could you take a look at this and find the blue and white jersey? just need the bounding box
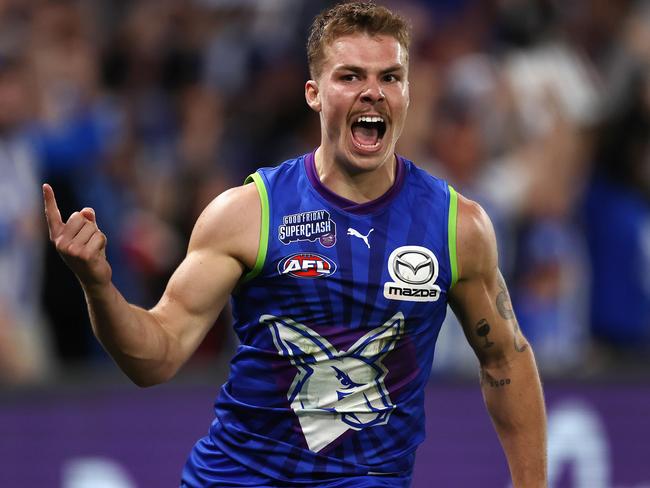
[203,151,458,484]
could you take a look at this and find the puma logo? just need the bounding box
[347,227,374,248]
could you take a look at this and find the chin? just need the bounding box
[339,155,388,176]
[344,143,393,172]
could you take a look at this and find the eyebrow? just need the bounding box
[334,64,406,75]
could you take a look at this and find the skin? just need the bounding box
[305,34,409,203]
[43,183,259,386]
[44,31,546,487]
[449,195,547,487]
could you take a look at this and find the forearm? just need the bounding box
[42,183,242,387]
[82,282,177,386]
[481,347,547,487]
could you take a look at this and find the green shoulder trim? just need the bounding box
[241,172,269,284]
[448,185,459,288]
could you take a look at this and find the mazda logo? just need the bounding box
[393,250,434,285]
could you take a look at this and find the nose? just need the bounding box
[360,79,385,104]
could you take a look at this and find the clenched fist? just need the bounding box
[43,184,112,290]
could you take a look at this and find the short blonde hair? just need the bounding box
[307,1,411,79]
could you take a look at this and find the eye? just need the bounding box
[341,73,359,82]
[331,366,363,389]
[383,73,400,83]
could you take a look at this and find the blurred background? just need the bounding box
[0,0,649,486]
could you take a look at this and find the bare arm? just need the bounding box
[448,194,547,487]
[43,183,260,386]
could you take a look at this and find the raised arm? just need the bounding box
[448,193,547,487]
[43,182,260,386]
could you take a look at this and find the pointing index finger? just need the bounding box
[42,183,64,237]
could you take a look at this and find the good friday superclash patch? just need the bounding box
[278,209,336,248]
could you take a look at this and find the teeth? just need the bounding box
[356,116,384,123]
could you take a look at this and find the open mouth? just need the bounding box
[350,115,387,151]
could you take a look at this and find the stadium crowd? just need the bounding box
[1,0,649,385]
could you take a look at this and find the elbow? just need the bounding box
[124,363,178,388]
[477,349,512,372]
[479,345,531,373]
[130,376,164,388]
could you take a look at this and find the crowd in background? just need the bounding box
[0,0,648,385]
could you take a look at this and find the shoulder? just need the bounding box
[189,183,261,269]
[455,192,498,281]
[255,154,306,181]
[398,156,449,197]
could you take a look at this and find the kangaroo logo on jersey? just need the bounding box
[278,253,337,278]
[383,246,441,302]
[262,312,404,452]
[278,210,336,248]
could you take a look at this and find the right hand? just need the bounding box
[43,183,112,290]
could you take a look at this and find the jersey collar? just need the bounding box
[304,150,406,215]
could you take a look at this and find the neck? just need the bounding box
[314,146,397,203]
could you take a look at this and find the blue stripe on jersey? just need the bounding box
[196,152,453,484]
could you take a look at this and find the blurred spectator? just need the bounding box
[584,0,650,358]
[0,0,646,379]
[513,221,590,373]
[27,1,143,364]
[417,0,600,374]
[0,29,53,384]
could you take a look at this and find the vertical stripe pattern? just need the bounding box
[196,153,454,484]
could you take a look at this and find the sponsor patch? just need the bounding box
[278,210,336,248]
[383,246,441,302]
[278,253,337,279]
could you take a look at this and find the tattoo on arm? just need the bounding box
[496,273,514,320]
[487,378,512,388]
[475,319,494,348]
[480,370,512,388]
[496,273,528,353]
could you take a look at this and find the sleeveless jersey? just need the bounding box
[204,151,458,484]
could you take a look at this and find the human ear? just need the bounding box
[305,80,321,112]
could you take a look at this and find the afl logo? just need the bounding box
[383,246,441,302]
[278,253,337,279]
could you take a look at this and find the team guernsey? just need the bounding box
[182,151,459,487]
